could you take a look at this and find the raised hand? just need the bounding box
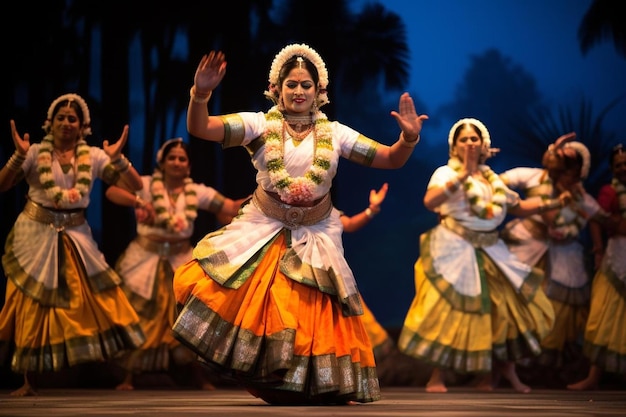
[102,125,129,160]
[369,183,389,209]
[194,51,227,94]
[390,92,428,141]
[9,120,30,155]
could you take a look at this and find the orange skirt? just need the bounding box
[172,232,380,404]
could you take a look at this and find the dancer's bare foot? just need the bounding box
[567,366,601,391]
[500,362,531,393]
[566,378,598,391]
[425,368,448,393]
[115,373,134,390]
[475,373,494,392]
[200,381,216,391]
[10,383,37,397]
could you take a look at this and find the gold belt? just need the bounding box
[442,216,499,248]
[136,235,191,257]
[22,199,86,231]
[252,187,332,228]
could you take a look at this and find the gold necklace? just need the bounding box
[283,121,313,142]
[284,113,313,130]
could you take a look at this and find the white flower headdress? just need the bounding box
[448,118,491,148]
[562,141,591,179]
[448,118,498,161]
[263,43,329,108]
[42,93,92,137]
[156,137,184,165]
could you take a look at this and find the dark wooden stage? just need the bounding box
[1,387,625,417]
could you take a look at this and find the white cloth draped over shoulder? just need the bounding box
[425,164,532,295]
[5,144,118,301]
[118,176,226,300]
[193,109,380,314]
[501,166,601,289]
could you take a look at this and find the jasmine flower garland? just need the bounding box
[150,169,198,232]
[448,158,507,219]
[264,108,333,204]
[37,135,91,208]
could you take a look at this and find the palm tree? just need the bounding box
[578,0,626,58]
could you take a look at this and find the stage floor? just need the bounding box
[1,387,624,417]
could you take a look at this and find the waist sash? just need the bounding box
[252,187,332,228]
[22,199,85,231]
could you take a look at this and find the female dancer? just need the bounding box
[0,93,146,396]
[172,44,427,404]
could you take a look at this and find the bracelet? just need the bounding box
[399,132,420,148]
[190,86,212,104]
[111,155,131,173]
[6,151,26,171]
[539,198,562,213]
[443,178,461,197]
[135,195,147,208]
[365,208,377,218]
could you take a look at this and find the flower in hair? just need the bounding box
[42,93,92,137]
[263,43,330,108]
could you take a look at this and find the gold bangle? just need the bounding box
[135,195,146,208]
[399,132,420,148]
[365,208,376,218]
[190,86,212,104]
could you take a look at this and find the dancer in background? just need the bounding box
[172,43,427,404]
[105,137,245,390]
[0,93,146,396]
[500,136,610,384]
[567,144,626,390]
[399,118,569,393]
[339,182,394,361]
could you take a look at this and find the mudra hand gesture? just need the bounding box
[369,183,389,210]
[9,120,30,156]
[390,92,428,142]
[102,124,129,161]
[194,51,227,94]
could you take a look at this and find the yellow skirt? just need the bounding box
[486,254,555,362]
[582,270,626,374]
[360,299,393,361]
[399,257,493,374]
[172,232,379,404]
[0,233,145,373]
[118,258,183,373]
[399,251,554,373]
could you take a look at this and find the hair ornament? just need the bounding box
[263,43,329,108]
[448,118,491,148]
[562,141,591,179]
[42,93,92,137]
[156,137,184,164]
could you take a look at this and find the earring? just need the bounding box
[311,99,318,113]
[278,97,285,112]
